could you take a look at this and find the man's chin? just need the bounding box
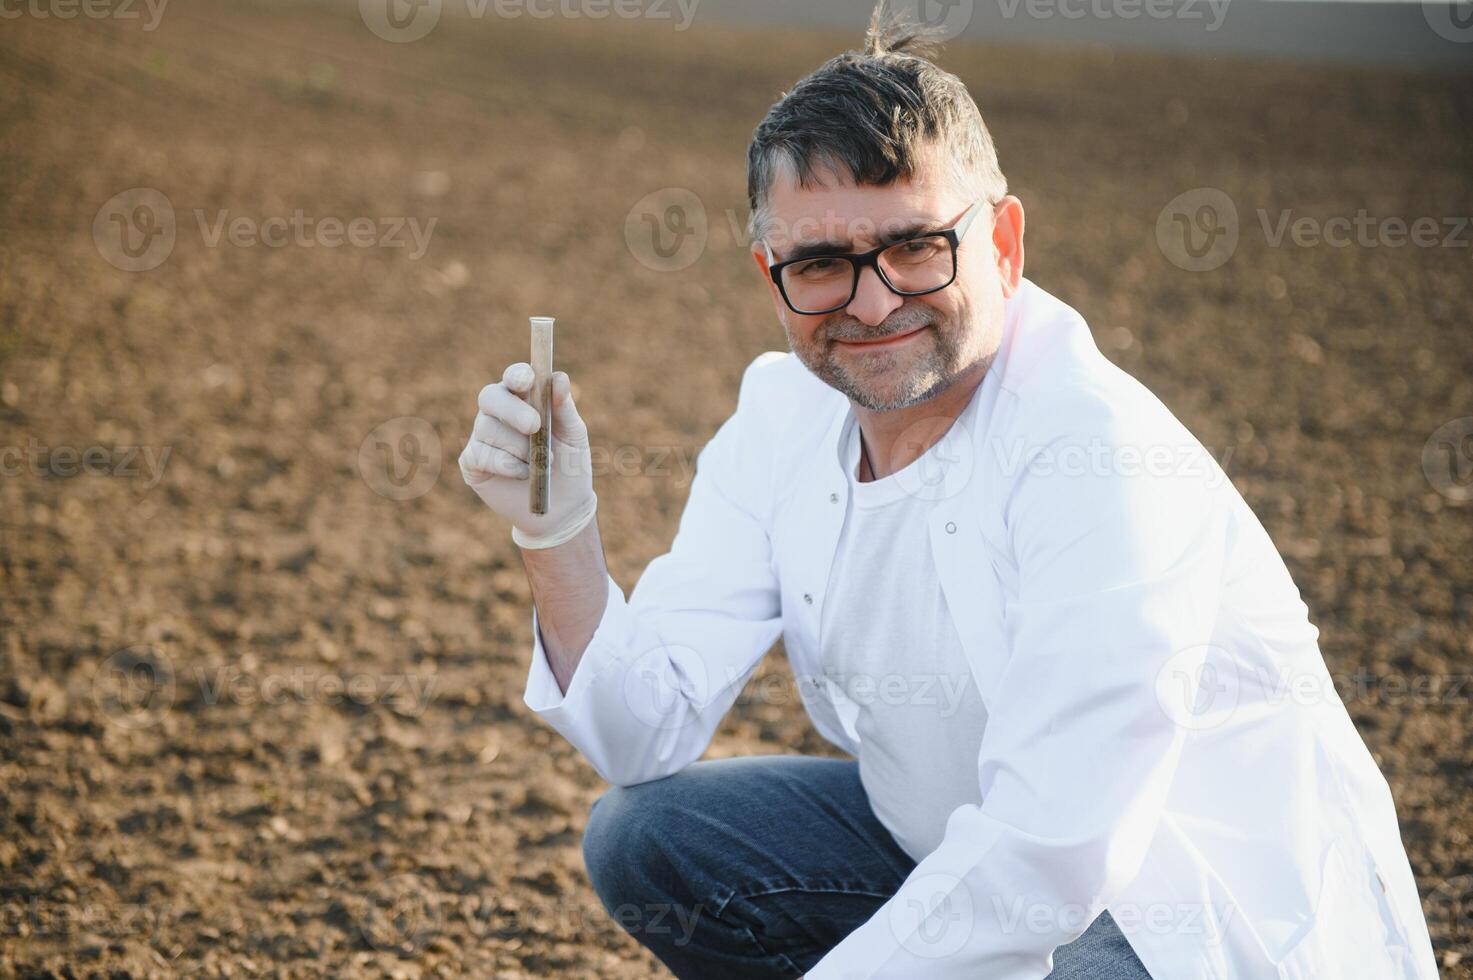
[842,375,939,412]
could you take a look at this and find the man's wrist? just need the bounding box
[512,493,598,550]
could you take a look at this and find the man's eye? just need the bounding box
[794,258,842,278]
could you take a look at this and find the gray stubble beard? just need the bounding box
[789,303,974,412]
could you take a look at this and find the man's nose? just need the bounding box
[844,265,903,327]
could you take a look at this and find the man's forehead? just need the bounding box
[762,160,962,251]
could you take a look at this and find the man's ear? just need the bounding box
[751,243,788,318]
[992,195,1025,297]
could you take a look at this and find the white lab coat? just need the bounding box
[521,277,1439,979]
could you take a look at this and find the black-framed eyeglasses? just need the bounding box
[762,199,989,316]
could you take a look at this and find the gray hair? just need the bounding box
[745,0,1008,246]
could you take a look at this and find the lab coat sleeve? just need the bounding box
[520,353,785,788]
[808,391,1231,979]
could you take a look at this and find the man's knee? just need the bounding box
[581,782,664,905]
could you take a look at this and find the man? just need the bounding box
[459,6,1439,978]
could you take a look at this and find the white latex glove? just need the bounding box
[459,362,597,549]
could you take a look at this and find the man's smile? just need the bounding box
[833,323,930,350]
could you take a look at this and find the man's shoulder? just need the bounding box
[997,280,1189,447]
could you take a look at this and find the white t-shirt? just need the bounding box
[818,391,991,863]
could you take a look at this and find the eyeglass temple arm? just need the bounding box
[954,198,988,241]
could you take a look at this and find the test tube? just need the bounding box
[528,316,555,515]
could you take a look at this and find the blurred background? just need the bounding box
[1,0,1470,975]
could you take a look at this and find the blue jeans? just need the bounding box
[582,754,1153,979]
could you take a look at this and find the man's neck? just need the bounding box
[854,359,989,482]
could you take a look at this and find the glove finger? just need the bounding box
[550,372,589,448]
[472,412,531,463]
[502,361,535,395]
[477,380,541,436]
[459,440,529,482]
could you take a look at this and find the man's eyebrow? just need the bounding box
[781,218,944,262]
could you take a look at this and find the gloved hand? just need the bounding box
[459,362,597,549]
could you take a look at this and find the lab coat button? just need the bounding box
[945,521,957,534]
[803,593,813,605]
[829,492,838,503]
